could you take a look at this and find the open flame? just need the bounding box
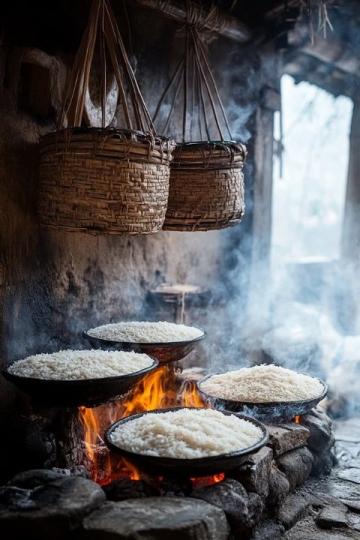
[294,415,301,424]
[79,406,112,484]
[79,365,207,485]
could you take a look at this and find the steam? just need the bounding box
[2,5,359,428]
[174,66,357,418]
[188,228,360,419]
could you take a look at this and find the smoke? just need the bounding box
[2,2,359,427]
[204,18,359,406]
[174,67,358,419]
[191,222,360,418]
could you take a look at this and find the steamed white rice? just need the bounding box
[200,364,324,403]
[109,408,263,458]
[8,350,154,380]
[87,321,204,343]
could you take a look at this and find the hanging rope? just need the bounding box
[153,3,233,143]
[60,0,155,135]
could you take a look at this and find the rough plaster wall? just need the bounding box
[0,4,274,424]
[0,95,223,365]
[2,230,222,353]
[0,10,230,417]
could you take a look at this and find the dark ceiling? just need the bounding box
[0,0,293,53]
[1,0,359,98]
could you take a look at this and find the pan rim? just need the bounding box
[83,330,206,349]
[197,372,328,408]
[104,406,268,465]
[3,356,158,385]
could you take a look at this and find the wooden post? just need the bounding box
[252,88,278,267]
[340,101,360,332]
[342,101,360,261]
[244,47,281,340]
[244,101,276,341]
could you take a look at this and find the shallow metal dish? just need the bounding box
[148,285,211,306]
[105,406,268,477]
[197,375,328,422]
[2,357,158,408]
[83,330,205,364]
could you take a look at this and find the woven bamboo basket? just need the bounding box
[163,141,246,231]
[154,11,247,232]
[39,128,173,234]
[38,0,174,235]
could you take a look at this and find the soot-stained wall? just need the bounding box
[0,2,275,423]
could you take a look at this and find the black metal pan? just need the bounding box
[105,407,268,477]
[83,330,205,364]
[197,375,328,422]
[2,358,158,408]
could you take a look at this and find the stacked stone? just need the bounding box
[301,407,336,476]
[0,470,229,540]
[0,408,336,540]
[222,407,335,537]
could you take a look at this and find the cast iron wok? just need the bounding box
[105,407,268,477]
[197,374,328,422]
[2,357,158,408]
[83,330,205,364]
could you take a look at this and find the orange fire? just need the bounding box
[213,472,226,483]
[121,457,141,481]
[294,415,301,424]
[79,405,112,484]
[191,472,225,488]
[79,365,208,485]
[121,365,177,415]
[180,380,205,408]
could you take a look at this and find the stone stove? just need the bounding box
[0,404,341,539]
[3,360,359,539]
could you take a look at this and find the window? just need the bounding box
[272,75,353,265]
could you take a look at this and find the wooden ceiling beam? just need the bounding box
[133,0,251,43]
[288,28,360,77]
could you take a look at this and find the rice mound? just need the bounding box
[87,321,204,343]
[8,350,154,381]
[200,364,325,403]
[109,408,263,458]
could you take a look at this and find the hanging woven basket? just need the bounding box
[164,141,246,231]
[39,0,174,235]
[154,9,246,232]
[40,128,172,234]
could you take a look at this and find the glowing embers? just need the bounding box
[191,473,225,488]
[79,365,205,485]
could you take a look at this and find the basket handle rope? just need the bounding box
[60,0,155,135]
[153,2,232,142]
